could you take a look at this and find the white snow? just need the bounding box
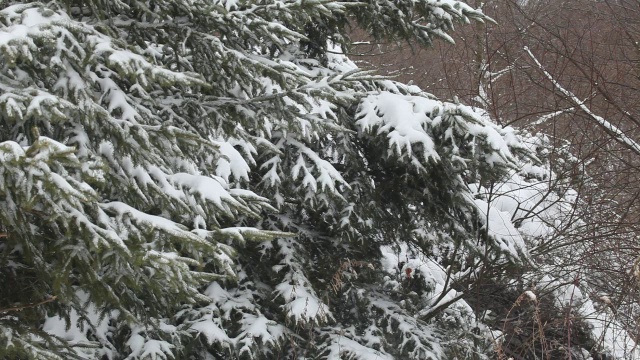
[474,198,527,259]
[357,92,440,161]
[213,139,251,182]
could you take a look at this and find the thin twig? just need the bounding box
[0,296,58,314]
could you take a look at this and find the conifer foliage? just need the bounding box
[1,0,533,358]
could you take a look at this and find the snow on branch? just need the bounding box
[524,46,640,156]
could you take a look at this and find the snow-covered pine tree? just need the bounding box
[0,2,291,358]
[1,0,534,359]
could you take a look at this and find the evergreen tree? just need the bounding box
[0,0,538,359]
